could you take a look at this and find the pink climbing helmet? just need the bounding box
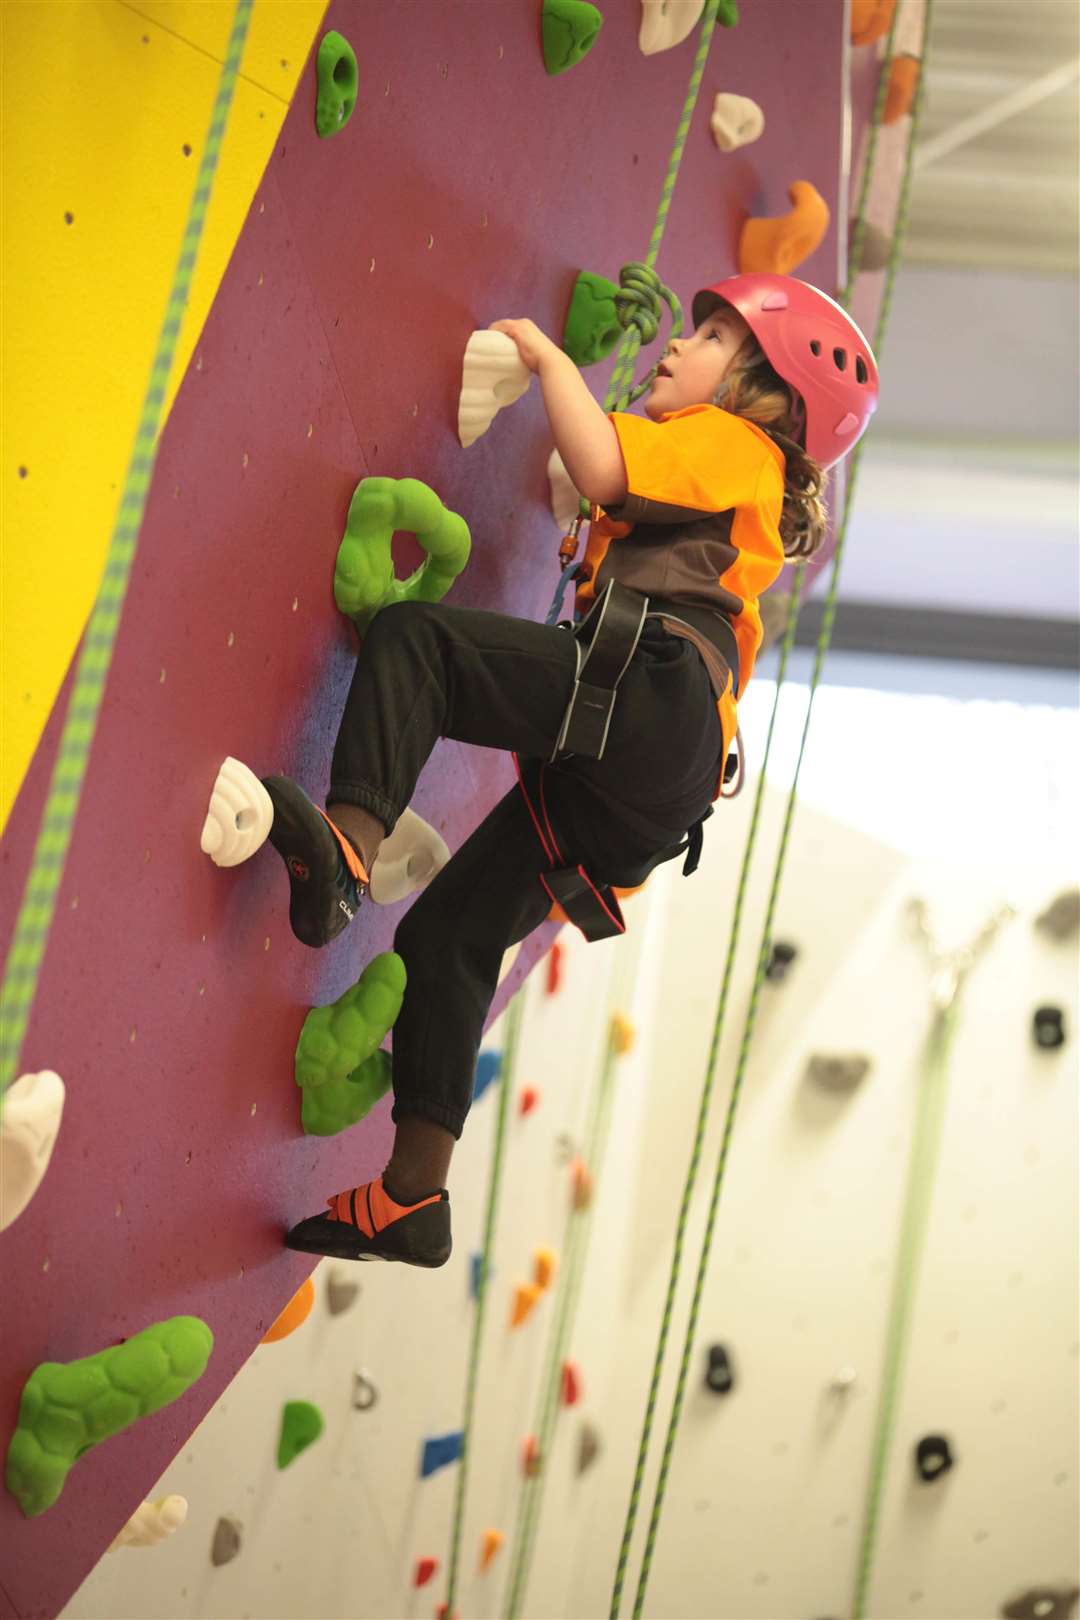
[691,274,880,471]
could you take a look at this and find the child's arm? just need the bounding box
[539,348,628,509]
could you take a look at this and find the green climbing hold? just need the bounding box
[563,271,625,367]
[5,1317,213,1518]
[277,1400,324,1468]
[716,0,740,25]
[541,0,603,76]
[333,477,471,635]
[315,31,358,138]
[295,951,406,1136]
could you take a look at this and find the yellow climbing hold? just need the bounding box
[610,1012,635,1055]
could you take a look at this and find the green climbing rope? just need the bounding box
[611,3,937,1616]
[444,989,525,1615]
[0,0,255,1097]
[503,950,637,1619]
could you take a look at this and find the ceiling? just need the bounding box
[901,0,1079,273]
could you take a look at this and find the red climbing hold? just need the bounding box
[561,1361,582,1406]
[519,1085,540,1117]
[415,1556,438,1588]
[545,939,564,995]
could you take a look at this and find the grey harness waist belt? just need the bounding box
[550,581,740,766]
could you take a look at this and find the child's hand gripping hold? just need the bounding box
[488,318,562,374]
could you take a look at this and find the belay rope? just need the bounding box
[603,2,940,1617]
[0,0,255,1095]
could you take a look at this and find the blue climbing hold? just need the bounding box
[473,1049,502,1104]
[421,1430,464,1479]
[470,1252,495,1301]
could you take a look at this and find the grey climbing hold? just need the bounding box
[805,1053,872,1093]
[576,1420,601,1476]
[211,1515,242,1567]
[327,1266,361,1316]
[1035,887,1080,942]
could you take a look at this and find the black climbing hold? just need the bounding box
[1033,1006,1066,1051]
[1001,1582,1080,1620]
[704,1343,734,1395]
[764,941,798,983]
[914,1432,954,1482]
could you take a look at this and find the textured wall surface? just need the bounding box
[0,2,847,1615]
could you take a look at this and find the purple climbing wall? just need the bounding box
[0,3,845,1613]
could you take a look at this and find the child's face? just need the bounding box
[644,301,753,421]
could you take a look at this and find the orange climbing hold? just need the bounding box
[884,54,920,123]
[533,1246,558,1291]
[479,1529,505,1572]
[414,1556,438,1588]
[519,1085,540,1116]
[522,1434,542,1477]
[570,1158,594,1211]
[850,0,896,46]
[511,1280,543,1328]
[561,1361,582,1406]
[610,1012,635,1055]
[260,1276,315,1343]
[739,180,830,277]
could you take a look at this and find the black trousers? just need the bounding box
[328,599,723,1140]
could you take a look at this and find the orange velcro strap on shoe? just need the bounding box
[326,1178,442,1235]
[315,808,370,885]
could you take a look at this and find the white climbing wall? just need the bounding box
[61,670,1079,1620]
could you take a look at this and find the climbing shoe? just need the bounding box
[261,775,369,949]
[284,1176,452,1267]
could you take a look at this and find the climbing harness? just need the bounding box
[549,580,650,764]
[516,577,744,944]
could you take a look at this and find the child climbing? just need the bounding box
[269,272,879,1267]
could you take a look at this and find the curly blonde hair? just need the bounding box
[714,338,829,560]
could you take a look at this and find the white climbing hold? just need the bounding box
[109,1494,188,1550]
[638,0,706,55]
[0,1069,65,1232]
[710,93,765,152]
[369,808,450,905]
[458,331,532,449]
[201,757,274,867]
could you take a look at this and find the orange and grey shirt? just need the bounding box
[574,403,787,795]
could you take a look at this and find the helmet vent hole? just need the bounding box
[809,340,822,357]
[855,355,868,384]
[833,347,847,372]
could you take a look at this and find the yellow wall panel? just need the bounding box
[0,0,326,830]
